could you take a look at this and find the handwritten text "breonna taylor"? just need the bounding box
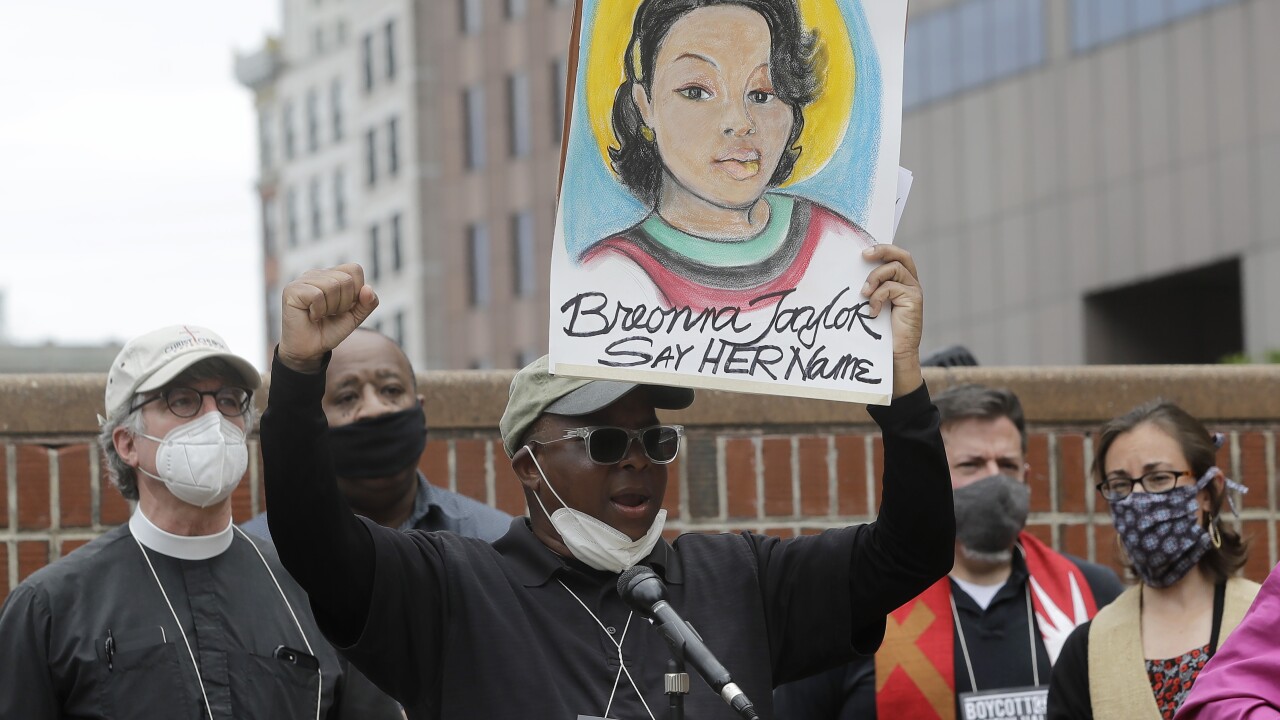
[558,287,884,385]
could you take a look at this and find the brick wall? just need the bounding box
[4,366,1279,599]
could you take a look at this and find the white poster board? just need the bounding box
[550,0,908,405]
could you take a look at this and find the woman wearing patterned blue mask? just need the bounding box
[1047,401,1257,720]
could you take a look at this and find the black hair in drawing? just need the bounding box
[609,0,820,206]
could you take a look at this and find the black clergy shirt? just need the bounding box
[773,551,1124,720]
[0,525,344,719]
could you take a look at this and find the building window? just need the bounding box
[507,73,531,158]
[286,187,299,248]
[387,116,400,176]
[313,26,325,56]
[258,112,273,170]
[1085,258,1242,363]
[263,198,278,255]
[333,168,347,231]
[369,224,381,281]
[390,213,403,271]
[384,20,396,80]
[361,33,374,91]
[283,101,296,160]
[464,86,487,170]
[1072,0,1241,53]
[336,19,348,45]
[904,0,1046,112]
[511,211,535,297]
[551,57,567,143]
[306,88,320,153]
[467,223,490,308]
[506,0,527,19]
[330,78,343,141]
[365,128,378,186]
[461,0,482,34]
[309,177,323,240]
[393,310,405,347]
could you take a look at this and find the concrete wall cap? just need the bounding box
[2,365,1278,435]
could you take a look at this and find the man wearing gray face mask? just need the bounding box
[777,384,1125,720]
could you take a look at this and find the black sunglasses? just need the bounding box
[530,425,684,465]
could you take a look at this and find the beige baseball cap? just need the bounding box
[103,325,261,419]
[499,355,694,457]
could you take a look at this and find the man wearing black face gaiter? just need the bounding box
[244,328,511,539]
[243,329,512,719]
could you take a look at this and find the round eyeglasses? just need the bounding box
[1096,469,1193,501]
[530,425,684,465]
[130,387,252,419]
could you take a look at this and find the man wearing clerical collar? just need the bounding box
[0,324,349,719]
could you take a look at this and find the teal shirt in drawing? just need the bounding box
[581,194,875,311]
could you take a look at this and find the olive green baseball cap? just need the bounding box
[499,355,694,457]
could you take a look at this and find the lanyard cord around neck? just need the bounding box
[134,527,323,720]
[557,579,656,720]
[950,583,1041,692]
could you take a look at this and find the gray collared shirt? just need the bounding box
[400,473,513,541]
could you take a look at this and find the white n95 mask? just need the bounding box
[137,412,249,508]
[527,450,666,573]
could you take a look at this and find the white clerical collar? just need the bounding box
[129,508,234,560]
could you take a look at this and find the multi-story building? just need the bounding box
[900,0,1278,364]
[237,0,574,370]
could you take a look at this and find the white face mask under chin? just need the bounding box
[527,449,666,574]
[137,412,249,508]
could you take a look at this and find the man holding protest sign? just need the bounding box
[259,243,953,719]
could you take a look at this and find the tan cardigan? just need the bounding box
[1087,577,1261,720]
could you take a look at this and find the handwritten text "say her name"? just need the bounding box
[558,288,884,384]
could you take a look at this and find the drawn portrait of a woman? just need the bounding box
[578,0,876,312]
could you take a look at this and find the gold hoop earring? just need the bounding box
[640,125,655,143]
[1209,518,1222,549]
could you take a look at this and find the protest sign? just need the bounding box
[550,0,907,404]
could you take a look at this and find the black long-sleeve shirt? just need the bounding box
[261,353,954,720]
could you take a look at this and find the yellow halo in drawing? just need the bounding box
[585,0,854,188]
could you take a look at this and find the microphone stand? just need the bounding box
[619,566,761,720]
[666,655,689,720]
[654,617,691,720]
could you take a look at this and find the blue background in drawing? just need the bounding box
[560,0,884,259]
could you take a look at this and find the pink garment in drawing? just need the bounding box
[582,198,872,312]
[1174,563,1280,719]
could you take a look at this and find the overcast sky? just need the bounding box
[0,2,279,369]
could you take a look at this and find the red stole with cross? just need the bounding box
[873,532,1101,719]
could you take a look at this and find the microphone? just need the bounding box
[617,566,760,720]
